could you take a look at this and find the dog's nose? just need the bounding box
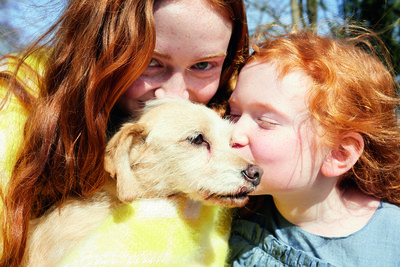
[241,164,262,186]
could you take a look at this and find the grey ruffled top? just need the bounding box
[228,195,400,267]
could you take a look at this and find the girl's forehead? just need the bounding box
[241,61,311,94]
[238,61,311,117]
[242,59,269,71]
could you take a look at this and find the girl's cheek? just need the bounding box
[123,78,147,98]
[193,82,219,104]
[250,135,276,164]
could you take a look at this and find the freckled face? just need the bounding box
[229,61,325,196]
[116,0,233,114]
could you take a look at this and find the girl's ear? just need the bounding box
[321,132,364,177]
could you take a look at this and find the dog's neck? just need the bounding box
[117,195,222,222]
[102,177,226,222]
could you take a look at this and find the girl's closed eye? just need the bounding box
[257,117,279,129]
[226,113,241,123]
[226,105,242,123]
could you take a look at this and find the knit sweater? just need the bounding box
[59,197,233,266]
[0,53,43,187]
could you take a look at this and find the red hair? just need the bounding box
[205,0,249,113]
[246,26,400,208]
[0,0,249,265]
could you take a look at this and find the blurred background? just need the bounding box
[0,0,399,72]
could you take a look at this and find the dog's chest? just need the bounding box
[57,196,233,266]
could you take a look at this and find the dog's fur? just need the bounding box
[22,99,262,266]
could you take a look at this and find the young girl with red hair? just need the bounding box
[0,0,249,265]
[228,27,400,266]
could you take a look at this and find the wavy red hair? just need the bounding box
[0,0,249,265]
[241,26,400,215]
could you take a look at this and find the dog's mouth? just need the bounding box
[202,187,254,207]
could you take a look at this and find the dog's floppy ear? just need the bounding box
[104,123,148,203]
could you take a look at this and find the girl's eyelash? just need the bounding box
[225,114,240,123]
[257,118,279,128]
[191,61,221,72]
[148,58,161,67]
[192,62,213,70]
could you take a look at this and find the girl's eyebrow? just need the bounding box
[255,102,289,120]
[196,52,227,61]
[255,102,279,113]
[229,97,290,122]
[229,98,280,114]
[153,50,227,61]
[153,50,171,60]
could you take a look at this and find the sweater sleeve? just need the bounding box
[0,53,44,188]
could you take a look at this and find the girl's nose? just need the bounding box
[230,117,250,148]
[154,72,189,100]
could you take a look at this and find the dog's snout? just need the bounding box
[242,164,262,186]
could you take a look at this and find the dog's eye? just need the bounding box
[188,133,204,145]
[187,133,211,151]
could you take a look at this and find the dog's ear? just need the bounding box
[104,123,148,203]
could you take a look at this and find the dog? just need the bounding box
[23,99,262,266]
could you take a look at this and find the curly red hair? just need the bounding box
[242,26,400,215]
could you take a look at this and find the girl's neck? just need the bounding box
[273,186,380,237]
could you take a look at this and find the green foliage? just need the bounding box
[245,0,400,75]
[342,0,400,73]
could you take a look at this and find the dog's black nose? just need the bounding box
[242,164,262,186]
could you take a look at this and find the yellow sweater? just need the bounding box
[59,197,233,266]
[0,53,43,187]
[0,81,28,186]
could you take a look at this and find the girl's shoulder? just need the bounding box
[368,201,400,232]
[379,200,400,213]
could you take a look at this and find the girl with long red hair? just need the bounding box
[0,0,249,265]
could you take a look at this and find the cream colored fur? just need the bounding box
[23,99,261,266]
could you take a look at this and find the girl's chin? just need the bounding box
[249,185,270,196]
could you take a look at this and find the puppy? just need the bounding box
[23,99,262,266]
